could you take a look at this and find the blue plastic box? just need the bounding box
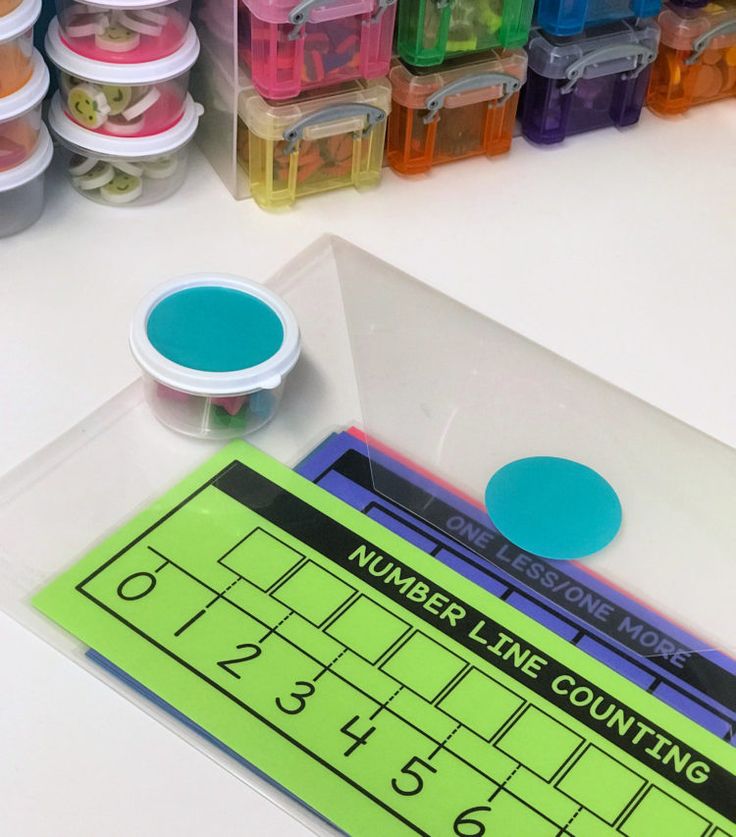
[536,0,661,37]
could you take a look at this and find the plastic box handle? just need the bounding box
[423,72,522,123]
[288,0,396,38]
[282,104,387,154]
[685,19,736,65]
[561,43,657,94]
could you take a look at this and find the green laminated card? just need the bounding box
[33,442,736,836]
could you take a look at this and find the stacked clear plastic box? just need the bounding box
[195,0,393,205]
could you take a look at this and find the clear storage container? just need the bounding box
[0,122,52,236]
[521,20,659,144]
[0,49,48,171]
[238,75,390,209]
[238,0,396,100]
[45,16,199,136]
[49,91,203,205]
[0,0,40,97]
[536,0,661,38]
[55,0,193,63]
[387,51,526,175]
[648,2,736,115]
[396,0,533,67]
[130,274,301,439]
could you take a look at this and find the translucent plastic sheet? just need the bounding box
[0,237,359,836]
[1,237,734,835]
[335,240,736,739]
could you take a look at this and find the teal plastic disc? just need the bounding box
[485,457,622,561]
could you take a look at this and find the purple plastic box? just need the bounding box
[522,20,660,144]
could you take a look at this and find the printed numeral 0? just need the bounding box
[390,756,437,796]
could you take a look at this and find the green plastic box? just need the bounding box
[396,0,534,67]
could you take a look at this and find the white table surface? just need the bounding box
[1,102,735,836]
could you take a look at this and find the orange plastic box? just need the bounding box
[387,51,526,175]
[648,2,736,115]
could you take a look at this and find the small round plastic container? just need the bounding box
[0,0,41,97]
[56,0,193,63]
[0,49,48,171]
[49,91,202,205]
[130,275,301,439]
[46,15,199,136]
[0,122,52,236]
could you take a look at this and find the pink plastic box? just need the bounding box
[238,0,396,100]
[46,16,199,136]
[55,0,192,63]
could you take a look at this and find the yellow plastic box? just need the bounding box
[237,76,391,210]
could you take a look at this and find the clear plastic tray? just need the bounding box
[1,237,734,833]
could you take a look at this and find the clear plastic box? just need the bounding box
[387,51,526,175]
[45,16,200,136]
[49,92,203,206]
[647,2,736,116]
[521,20,660,144]
[536,0,661,38]
[0,0,40,97]
[0,122,52,236]
[55,0,193,63]
[238,75,390,209]
[396,0,533,68]
[0,48,47,171]
[130,274,302,438]
[238,0,396,100]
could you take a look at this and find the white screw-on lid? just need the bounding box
[48,92,203,157]
[0,123,52,192]
[0,51,49,123]
[0,0,41,44]
[45,16,200,83]
[130,275,302,396]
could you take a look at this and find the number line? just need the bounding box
[76,584,429,836]
[80,511,719,837]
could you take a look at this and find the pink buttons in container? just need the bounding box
[238,0,396,100]
[0,49,48,171]
[45,15,199,136]
[55,0,193,63]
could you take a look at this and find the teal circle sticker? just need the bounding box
[485,457,622,561]
[147,286,284,373]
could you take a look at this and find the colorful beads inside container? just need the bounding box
[0,40,33,97]
[239,14,363,88]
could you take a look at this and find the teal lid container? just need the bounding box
[130,273,301,438]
